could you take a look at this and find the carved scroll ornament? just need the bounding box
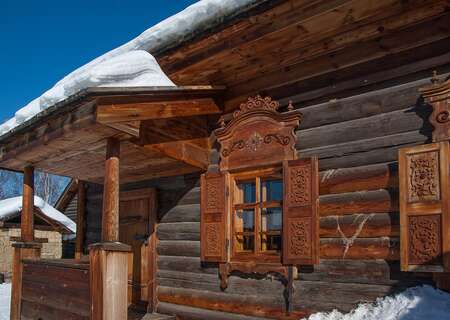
[215,95,302,171]
[419,73,450,142]
[407,151,440,203]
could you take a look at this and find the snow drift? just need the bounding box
[0,196,76,234]
[303,285,450,320]
[0,0,263,136]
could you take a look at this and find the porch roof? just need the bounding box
[0,86,225,184]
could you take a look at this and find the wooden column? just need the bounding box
[75,181,86,259]
[90,137,130,320]
[10,166,41,320]
[21,166,34,242]
[101,137,120,242]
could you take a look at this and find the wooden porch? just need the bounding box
[3,87,224,320]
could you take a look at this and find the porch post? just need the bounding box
[89,138,130,320]
[75,181,86,259]
[10,166,42,320]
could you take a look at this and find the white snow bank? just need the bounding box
[304,285,450,320]
[0,0,261,137]
[0,196,76,234]
[0,283,11,320]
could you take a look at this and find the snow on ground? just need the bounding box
[0,196,76,234]
[303,285,450,320]
[0,283,11,320]
[0,0,261,137]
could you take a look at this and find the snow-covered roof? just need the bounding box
[0,0,265,137]
[0,196,76,234]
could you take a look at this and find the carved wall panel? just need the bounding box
[399,142,450,272]
[204,223,221,257]
[200,172,229,262]
[287,165,311,207]
[288,217,312,258]
[283,158,319,265]
[408,215,442,265]
[406,151,440,203]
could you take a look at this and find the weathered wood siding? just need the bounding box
[21,260,90,320]
[153,76,434,318]
[81,77,437,318]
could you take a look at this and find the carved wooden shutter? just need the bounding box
[399,142,450,272]
[200,172,230,262]
[282,157,319,265]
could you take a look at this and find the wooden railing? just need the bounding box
[20,259,90,320]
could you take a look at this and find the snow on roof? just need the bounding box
[304,285,450,320]
[0,196,76,234]
[0,0,263,137]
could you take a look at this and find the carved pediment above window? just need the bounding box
[419,73,450,142]
[215,95,302,171]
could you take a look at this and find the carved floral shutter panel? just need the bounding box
[282,157,319,265]
[399,142,450,272]
[200,172,230,262]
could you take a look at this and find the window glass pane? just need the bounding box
[261,208,282,232]
[262,179,283,202]
[235,209,254,232]
[236,234,254,252]
[261,234,281,252]
[237,181,256,203]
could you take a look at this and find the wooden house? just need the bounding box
[0,196,75,278]
[1,0,450,319]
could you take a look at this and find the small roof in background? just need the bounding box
[0,196,76,235]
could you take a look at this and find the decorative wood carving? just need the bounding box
[399,142,450,272]
[419,73,450,142]
[288,217,312,258]
[283,158,319,265]
[215,95,302,171]
[407,151,440,203]
[200,172,229,262]
[408,215,442,265]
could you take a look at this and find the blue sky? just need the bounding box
[0,0,197,123]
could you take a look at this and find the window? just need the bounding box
[200,95,319,284]
[231,168,283,261]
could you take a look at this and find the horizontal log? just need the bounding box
[292,279,405,312]
[157,222,200,241]
[319,162,398,194]
[157,286,305,320]
[297,108,426,150]
[298,79,424,129]
[320,237,399,260]
[160,204,200,223]
[300,259,428,286]
[320,189,398,216]
[158,240,200,257]
[157,302,273,320]
[305,130,429,159]
[158,237,399,260]
[315,141,418,170]
[320,213,399,238]
[158,256,217,275]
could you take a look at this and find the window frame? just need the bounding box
[230,166,283,263]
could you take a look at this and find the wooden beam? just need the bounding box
[101,138,120,242]
[96,98,221,124]
[147,139,210,170]
[75,181,86,259]
[21,166,34,242]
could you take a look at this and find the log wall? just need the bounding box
[151,76,435,319]
[81,76,438,318]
